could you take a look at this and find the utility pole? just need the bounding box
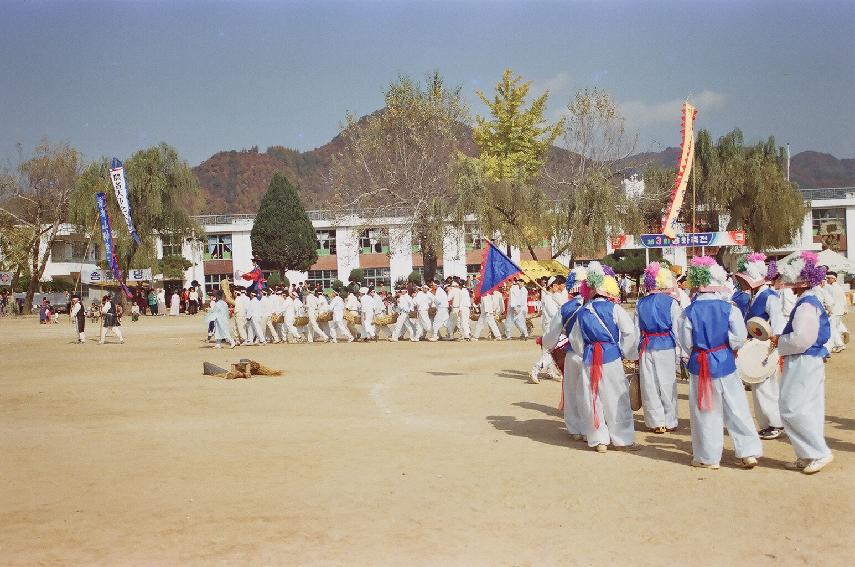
[786,143,791,182]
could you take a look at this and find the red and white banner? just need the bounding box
[660,102,697,239]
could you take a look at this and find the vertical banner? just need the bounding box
[109,158,142,245]
[96,192,132,298]
[660,102,697,239]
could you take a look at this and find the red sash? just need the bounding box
[692,343,728,411]
[640,330,670,355]
[590,341,606,428]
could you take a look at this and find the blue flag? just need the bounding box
[96,192,132,298]
[475,241,523,300]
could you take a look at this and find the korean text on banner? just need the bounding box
[109,158,142,245]
[96,192,133,298]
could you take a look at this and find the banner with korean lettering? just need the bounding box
[660,102,697,239]
[96,192,132,298]
[611,231,746,250]
[109,158,142,245]
[82,267,151,284]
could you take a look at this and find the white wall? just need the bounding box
[388,226,413,283]
[442,225,466,279]
[335,227,360,282]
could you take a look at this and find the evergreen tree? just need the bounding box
[250,173,317,278]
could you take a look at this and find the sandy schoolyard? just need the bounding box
[1,313,853,565]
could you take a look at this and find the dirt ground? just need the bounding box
[1,312,853,566]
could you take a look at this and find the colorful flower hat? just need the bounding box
[687,256,729,292]
[581,261,620,300]
[565,266,588,294]
[644,261,677,291]
[779,251,826,288]
[734,252,769,289]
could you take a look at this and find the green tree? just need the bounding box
[330,72,468,282]
[250,173,317,278]
[692,129,807,250]
[0,140,83,311]
[457,69,564,259]
[348,268,365,284]
[71,143,201,278]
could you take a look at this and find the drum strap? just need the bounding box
[692,344,728,412]
[640,331,671,355]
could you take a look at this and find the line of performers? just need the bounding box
[534,252,837,475]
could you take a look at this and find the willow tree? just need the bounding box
[694,129,807,250]
[457,69,564,259]
[0,140,82,311]
[329,72,467,282]
[544,88,640,260]
[70,143,201,276]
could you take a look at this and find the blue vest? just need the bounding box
[731,290,750,319]
[684,298,736,378]
[636,293,677,351]
[561,295,584,336]
[576,299,621,365]
[746,288,779,322]
[782,294,830,358]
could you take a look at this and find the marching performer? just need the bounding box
[99,293,125,344]
[245,291,266,345]
[677,256,761,469]
[360,287,378,341]
[529,275,567,383]
[505,279,529,340]
[770,251,834,474]
[206,291,236,349]
[735,253,786,440]
[429,281,449,341]
[457,281,472,341]
[345,287,364,339]
[413,284,433,340]
[635,262,682,433]
[328,288,354,343]
[304,288,329,343]
[390,287,419,342]
[568,262,639,452]
[825,271,848,353]
[283,290,304,342]
[472,286,502,341]
[233,288,250,345]
[69,294,86,343]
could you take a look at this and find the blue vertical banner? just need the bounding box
[109,158,142,245]
[96,192,132,298]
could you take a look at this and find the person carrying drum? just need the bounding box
[735,253,786,440]
[635,262,683,434]
[677,257,761,470]
[769,251,834,475]
[567,262,639,453]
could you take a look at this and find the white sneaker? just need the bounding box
[738,456,758,469]
[785,459,808,471]
[802,454,834,475]
[691,460,720,470]
[528,373,540,384]
[595,444,608,453]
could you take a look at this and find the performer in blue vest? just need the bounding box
[542,267,588,441]
[735,253,786,440]
[731,288,750,319]
[770,251,834,474]
[677,256,761,469]
[568,262,639,452]
[635,262,683,433]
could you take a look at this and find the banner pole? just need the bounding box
[74,219,100,295]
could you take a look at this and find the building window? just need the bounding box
[205,234,232,260]
[359,228,389,254]
[812,208,847,251]
[363,267,391,291]
[464,224,484,251]
[162,235,183,258]
[466,263,482,275]
[316,230,337,256]
[307,269,336,291]
[204,274,228,297]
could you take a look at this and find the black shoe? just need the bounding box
[759,427,783,440]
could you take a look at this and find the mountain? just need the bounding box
[192,125,854,214]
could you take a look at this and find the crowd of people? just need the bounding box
[532,252,845,475]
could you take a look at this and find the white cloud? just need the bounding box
[620,90,726,127]
[533,71,572,98]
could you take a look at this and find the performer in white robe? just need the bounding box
[735,253,786,439]
[360,287,377,340]
[169,291,180,316]
[771,251,834,474]
[429,282,449,341]
[328,289,353,343]
[825,271,848,353]
[635,262,682,432]
[344,289,363,339]
[391,288,419,341]
[445,280,460,339]
[414,285,433,339]
[206,291,236,348]
[285,292,305,342]
[505,279,529,340]
[568,263,639,452]
[456,283,472,341]
[677,256,761,469]
[69,294,86,343]
[304,289,329,343]
[530,276,567,383]
[472,288,502,341]
[233,289,249,344]
[245,291,266,345]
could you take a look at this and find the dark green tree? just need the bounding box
[250,173,317,279]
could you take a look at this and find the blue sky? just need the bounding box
[1,0,853,166]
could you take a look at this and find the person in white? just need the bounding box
[327,288,354,343]
[304,288,329,343]
[69,294,86,343]
[373,289,388,338]
[232,288,250,344]
[677,257,761,469]
[456,282,472,341]
[259,290,276,343]
[675,276,691,309]
[267,290,287,343]
[445,280,460,339]
[530,276,568,382]
[284,291,304,342]
[188,287,199,314]
[413,284,433,340]
[316,288,333,337]
[390,288,419,342]
[770,252,834,474]
[825,271,848,353]
[157,288,166,316]
[99,293,125,344]
[472,287,502,340]
[429,282,450,341]
[360,287,378,340]
[505,279,529,340]
[344,288,363,339]
[169,290,181,316]
[245,291,266,345]
[205,291,236,349]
